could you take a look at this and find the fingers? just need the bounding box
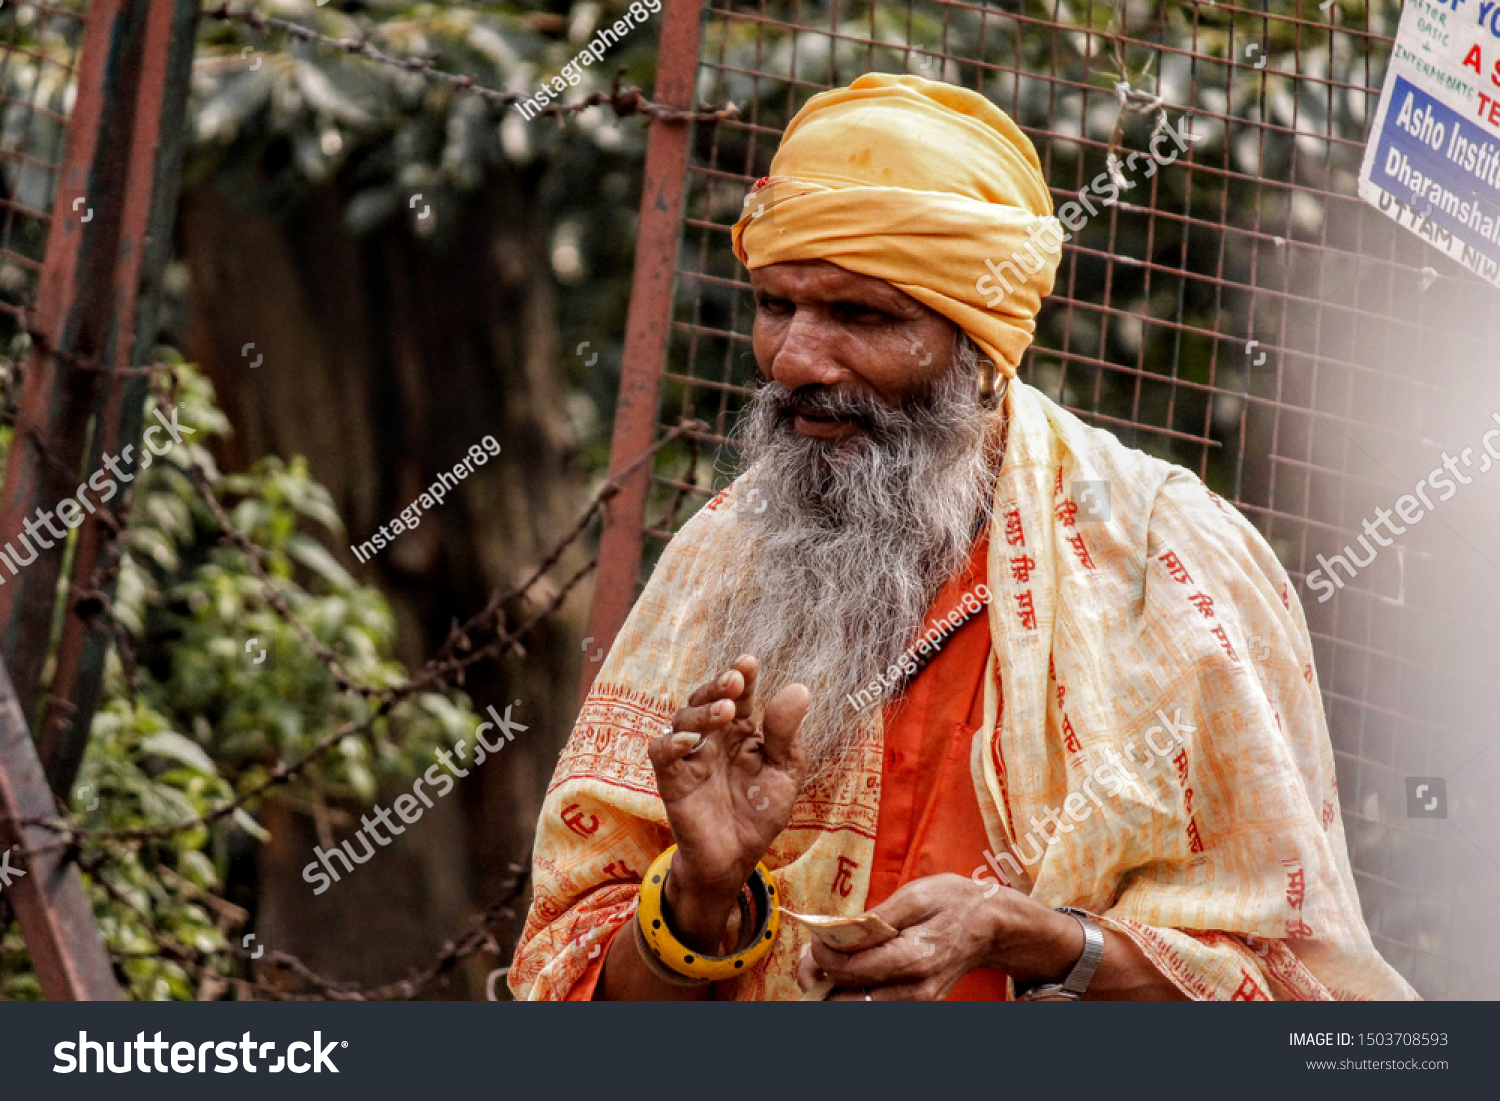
[802,934,942,1002]
[650,728,704,771]
[761,682,810,768]
[685,660,744,708]
[732,654,759,718]
[650,700,733,770]
[684,654,758,711]
[810,929,929,987]
[654,655,760,771]
[865,876,944,933]
[672,697,738,735]
[809,881,945,980]
[796,943,821,993]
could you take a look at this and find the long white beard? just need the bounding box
[705,342,1002,781]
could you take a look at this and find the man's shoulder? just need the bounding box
[677,474,751,538]
[1019,381,1175,488]
[634,473,754,581]
[1019,381,1267,565]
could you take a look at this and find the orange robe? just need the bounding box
[568,533,1002,1000]
[864,530,1008,1000]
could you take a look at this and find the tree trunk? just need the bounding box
[179,175,584,996]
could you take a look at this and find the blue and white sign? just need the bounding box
[1359,0,1500,287]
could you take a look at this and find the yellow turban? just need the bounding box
[732,73,1061,377]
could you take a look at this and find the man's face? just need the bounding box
[751,260,961,439]
[712,263,1000,777]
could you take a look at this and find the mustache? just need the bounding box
[757,380,942,437]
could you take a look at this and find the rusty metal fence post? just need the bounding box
[0,648,117,999]
[578,0,706,704]
[0,0,199,775]
[37,0,201,796]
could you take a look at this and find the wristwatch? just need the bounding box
[1015,906,1105,1001]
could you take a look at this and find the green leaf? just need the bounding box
[287,533,354,588]
[293,59,376,128]
[141,731,218,776]
[232,806,272,842]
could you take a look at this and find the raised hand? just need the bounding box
[646,654,809,950]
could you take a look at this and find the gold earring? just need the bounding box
[979,360,997,402]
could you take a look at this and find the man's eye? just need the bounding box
[833,302,887,323]
[757,297,793,316]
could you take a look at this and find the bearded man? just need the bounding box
[509,73,1415,1001]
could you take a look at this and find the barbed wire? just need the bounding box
[398,415,704,699]
[20,365,700,847]
[5,355,701,998]
[205,2,738,125]
[80,846,531,1001]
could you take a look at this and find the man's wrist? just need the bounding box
[661,871,742,954]
[986,897,1087,984]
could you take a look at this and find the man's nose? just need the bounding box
[769,310,850,392]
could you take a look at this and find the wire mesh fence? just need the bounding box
[0,1,85,333]
[628,0,1500,999]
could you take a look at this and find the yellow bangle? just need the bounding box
[635,844,780,983]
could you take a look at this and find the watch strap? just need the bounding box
[1018,907,1104,1001]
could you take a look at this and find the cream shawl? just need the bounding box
[510,380,1416,1002]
